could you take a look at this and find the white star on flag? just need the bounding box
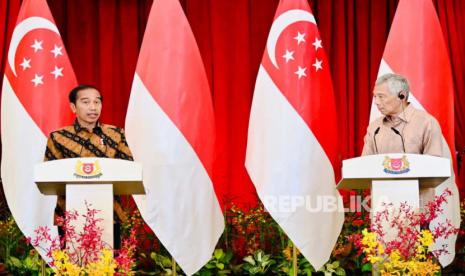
[313,58,322,71]
[20,58,31,70]
[295,66,307,79]
[31,39,43,52]
[31,74,44,86]
[294,31,306,45]
[312,37,322,50]
[50,44,63,58]
[282,49,295,63]
[50,66,63,79]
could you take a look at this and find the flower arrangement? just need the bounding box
[28,203,136,275]
[225,202,284,257]
[355,189,458,275]
[1,188,465,274]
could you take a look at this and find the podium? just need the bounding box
[337,154,450,221]
[34,158,144,248]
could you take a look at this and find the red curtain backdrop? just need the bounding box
[1,0,464,207]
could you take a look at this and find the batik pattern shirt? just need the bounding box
[45,119,133,161]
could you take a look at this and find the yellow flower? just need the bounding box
[52,248,120,275]
[389,250,401,262]
[361,229,386,265]
[377,243,385,255]
[379,248,440,275]
[85,249,116,275]
[52,250,82,276]
[52,250,68,263]
[361,229,376,248]
[418,230,434,247]
[367,255,383,264]
[360,228,440,275]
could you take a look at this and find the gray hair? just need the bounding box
[375,73,410,100]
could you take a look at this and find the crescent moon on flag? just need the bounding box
[8,17,60,76]
[266,9,316,69]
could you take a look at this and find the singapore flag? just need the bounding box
[246,0,344,270]
[1,0,76,261]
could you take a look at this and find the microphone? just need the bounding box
[390,127,405,153]
[373,127,381,154]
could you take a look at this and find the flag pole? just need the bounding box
[40,258,45,276]
[172,257,177,276]
[292,243,298,276]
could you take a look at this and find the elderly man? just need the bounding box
[362,73,443,156]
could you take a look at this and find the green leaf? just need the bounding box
[243,256,256,265]
[7,256,23,268]
[262,254,270,262]
[214,249,224,260]
[304,268,313,276]
[161,255,172,267]
[256,251,263,262]
[216,262,225,270]
[335,267,346,275]
[224,251,233,263]
[262,259,274,268]
[361,263,372,272]
[231,263,243,274]
[198,270,212,276]
[23,256,34,268]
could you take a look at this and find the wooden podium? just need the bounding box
[337,154,450,219]
[34,158,144,248]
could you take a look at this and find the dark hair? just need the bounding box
[68,84,102,104]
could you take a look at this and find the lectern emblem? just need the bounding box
[74,160,102,179]
[82,163,94,174]
[383,156,410,174]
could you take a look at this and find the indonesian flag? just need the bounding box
[1,0,76,261]
[124,0,224,274]
[371,0,460,266]
[245,0,344,270]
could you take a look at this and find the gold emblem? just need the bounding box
[383,155,410,174]
[74,160,102,179]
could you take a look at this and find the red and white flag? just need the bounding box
[124,0,224,274]
[371,0,460,266]
[1,0,76,261]
[245,0,344,269]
